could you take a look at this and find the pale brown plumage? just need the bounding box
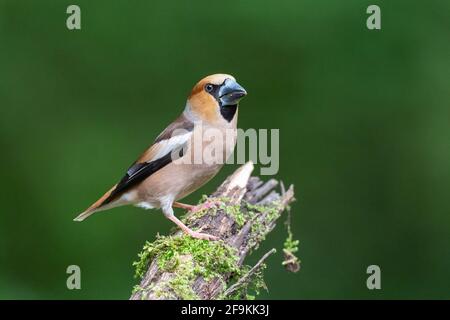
[75,74,247,240]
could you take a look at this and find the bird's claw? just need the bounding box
[187,230,219,241]
[189,199,220,213]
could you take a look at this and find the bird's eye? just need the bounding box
[205,84,214,93]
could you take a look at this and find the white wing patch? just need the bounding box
[149,131,192,162]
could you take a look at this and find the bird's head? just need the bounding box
[186,74,247,123]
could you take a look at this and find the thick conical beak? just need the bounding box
[218,79,247,106]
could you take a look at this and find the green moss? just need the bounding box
[165,255,198,299]
[132,285,144,295]
[283,233,299,254]
[221,199,280,230]
[282,214,301,272]
[246,202,282,222]
[132,199,284,299]
[245,202,282,250]
[133,235,240,299]
[180,195,221,224]
[215,197,245,226]
[181,197,280,232]
[223,203,246,227]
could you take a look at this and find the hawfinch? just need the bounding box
[75,74,247,240]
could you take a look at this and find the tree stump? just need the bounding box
[130,161,296,300]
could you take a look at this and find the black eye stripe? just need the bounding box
[205,83,219,97]
[204,79,229,95]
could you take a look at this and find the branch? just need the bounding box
[223,248,276,298]
[130,162,296,300]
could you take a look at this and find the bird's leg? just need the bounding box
[173,202,196,211]
[162,205,219,241]
[174,199,220,213]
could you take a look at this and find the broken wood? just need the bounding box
[130,161,296,300]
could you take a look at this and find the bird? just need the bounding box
[74,74,247,240]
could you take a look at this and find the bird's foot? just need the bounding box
[171,201,220,240]
[174,199,221,213]
[186,229,219,241]
[189,199,221,213]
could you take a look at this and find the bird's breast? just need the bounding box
[135,124,237,206]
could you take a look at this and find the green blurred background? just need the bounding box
[1,0,449,299]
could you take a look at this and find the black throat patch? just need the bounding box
[220,104,237,122]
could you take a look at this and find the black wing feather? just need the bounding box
[102,148,183,205]
[100,113,193,206]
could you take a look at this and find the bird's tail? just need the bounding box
[73,207,97,221]
[74,185,117,221]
